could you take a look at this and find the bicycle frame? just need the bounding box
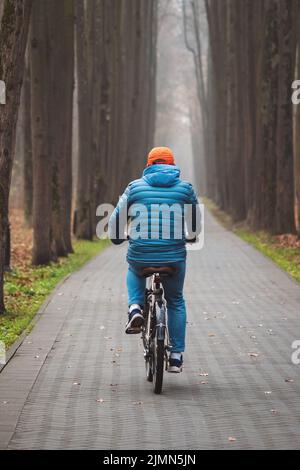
[143,274,169,343]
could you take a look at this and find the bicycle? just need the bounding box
[141,265,176,394]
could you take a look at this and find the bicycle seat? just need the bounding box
[141,266,177,278]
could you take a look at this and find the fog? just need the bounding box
[155,0,198,186]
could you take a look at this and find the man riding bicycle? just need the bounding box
[109,147,201,373]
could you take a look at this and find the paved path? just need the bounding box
[0,211,300,450]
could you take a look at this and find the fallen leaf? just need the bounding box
[248,352,259,358]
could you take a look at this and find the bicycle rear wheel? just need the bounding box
[153,337,165,394]
[145,345,153,382]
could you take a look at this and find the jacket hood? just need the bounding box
[142,164,180,187]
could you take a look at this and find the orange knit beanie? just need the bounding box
[147,147,175,166]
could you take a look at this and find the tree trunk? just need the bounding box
[31,0,52,265]
[23,50,33,227]
[252,0,278,232]
[275,0,297,234]
[74,0,94,240]
[0,0,32,314]
[48,0,74,255]
[294,6,300,235]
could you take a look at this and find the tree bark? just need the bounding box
[23,51,33,227]
[275,0,297,233]
[31,0,52,265]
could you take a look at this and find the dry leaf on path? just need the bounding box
[248,352,259,358]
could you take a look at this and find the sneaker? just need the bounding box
[168,354,183,373]
[125,309,144,334]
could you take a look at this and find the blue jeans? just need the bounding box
[127,260,186,353]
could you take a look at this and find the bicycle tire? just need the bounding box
[153,337,165,394]
[145,334,153,383]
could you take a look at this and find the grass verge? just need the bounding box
[1,239,109,349]
[204,198,300,284]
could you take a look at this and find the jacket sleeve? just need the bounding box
[185,184,202,240]
[108,185,131,245]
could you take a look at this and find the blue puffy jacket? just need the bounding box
[108,164,201,264]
